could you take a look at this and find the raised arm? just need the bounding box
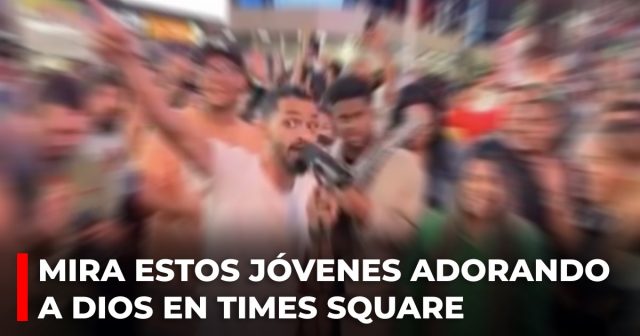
[290,31,310,87]
[363,27,397,106]
[89,0,212,176]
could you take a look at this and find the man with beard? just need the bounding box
[321,75,424,245]
[92,4,318,332]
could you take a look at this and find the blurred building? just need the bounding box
[14,0,230,70]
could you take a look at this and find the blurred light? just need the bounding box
[338,42,357,64]
[23,19,78,35]
[122,0,229,22]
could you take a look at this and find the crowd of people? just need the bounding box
[1,0,639,336]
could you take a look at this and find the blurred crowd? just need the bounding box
[1,1,639,336]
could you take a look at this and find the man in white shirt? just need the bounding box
[91,0,319,253]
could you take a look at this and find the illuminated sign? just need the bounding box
[145,14,197,43]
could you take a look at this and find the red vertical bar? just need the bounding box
[16,253,28,322]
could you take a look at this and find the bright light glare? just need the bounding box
[122,0,229,22]
[338,43,357,64]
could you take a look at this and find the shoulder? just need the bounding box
[419,211,447,234]
[138,133,181,171]
[239,121,267,153]
[209,138,261,171]
[414,210,448,251]
[508,215,548,257]
[386,148,422,170]
[377,148,424,183]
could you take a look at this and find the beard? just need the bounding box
[290,156,309,175]
[317,134,334,148]
[284,153,309,175]
[276,142,309,176]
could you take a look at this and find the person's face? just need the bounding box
[459,159,507,220]
[317,112,335,147]
[506,102,560,154]
[202,55,247,110]
[40,104,88,161]
[333,97,374,151]
[266,97,318,174]
[87,85,124,124]
[404,104,435,150]
[579,136,625,206]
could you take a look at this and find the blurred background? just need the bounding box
[0,0,607,80]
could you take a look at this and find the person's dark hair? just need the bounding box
[599,121,640,165]
[465,143,510,177]
[259,85,313,120]
[388,76,457,209]
[318,103,332,116]
[370,69,385,91]
[463,142,511,190]
[86,69,125,96]
[327,61,343,79]
[0,31,22,60]
[458,143,514,215]
[193,40,245,70]
[324,75,372,106]
[39,73,85,111]
[605,100,640,116]
[390,75,448,130]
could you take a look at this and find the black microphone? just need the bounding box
[301,143,353,189]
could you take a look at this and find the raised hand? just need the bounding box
[89,0,212,177]
[88,0,136,62]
